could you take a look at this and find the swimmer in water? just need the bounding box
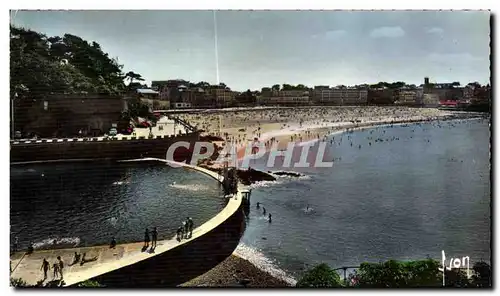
[256,202,260,209]
[263,207,266,215]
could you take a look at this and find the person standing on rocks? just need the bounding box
[40,258,50,280]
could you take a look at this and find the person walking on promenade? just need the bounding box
[57,256,64,280]
[52,261,60,280]
[12,236,18,253]
[176,226,183,241]
[151,227,158,248]
[110,237,116,249]
[187,218,194,238]
[40,258,50,280]
[144,228,150,248]
[183,219,189,239]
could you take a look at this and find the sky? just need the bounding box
[11,10,491,91]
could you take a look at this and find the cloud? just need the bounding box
[427,52,484,63]
[312,29,347,40]
[369,26,405,38]
[324,30,347,39]
[427,27,444,34]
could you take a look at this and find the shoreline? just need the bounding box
[232,113,486,163]
[193,114,487,287]
[180,254,293,287]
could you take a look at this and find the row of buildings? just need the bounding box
[148,80,237,109]
[257,88,369,106]
[140,77,490,109]
[12,77,490,139]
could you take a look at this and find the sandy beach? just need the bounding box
[179,106,483,162]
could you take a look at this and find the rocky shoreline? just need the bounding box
[181,254,293,288]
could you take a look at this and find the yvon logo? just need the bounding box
[437,250,470,286]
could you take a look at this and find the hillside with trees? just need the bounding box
[10,25,135,98]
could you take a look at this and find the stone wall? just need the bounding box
[10,132,201,163]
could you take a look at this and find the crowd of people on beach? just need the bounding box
[177,106,477,157]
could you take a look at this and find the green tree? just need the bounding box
[123,98,156,124]
[471,261,491,288]
[10,277,29,287]
[467,82,482,88]
[10,25,128,98]
[125,71,145,85]
[76,280,103,287]
[218,82,229,90]
[271,84,280,91]
[390,81,406,89]
[349,259,475,288]
[195,81,211,89]
[296,263,343,288]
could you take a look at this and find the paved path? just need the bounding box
[11,116,188,143]
[10,158,243,287]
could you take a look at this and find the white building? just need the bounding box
[314,88,367,105]
[423,93,440,107]
[263,90,311,105]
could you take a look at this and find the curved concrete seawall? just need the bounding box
[10,158,246,287]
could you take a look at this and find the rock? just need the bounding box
[270,171,303,177]
[239,279,251,286]
[236,168,276,185]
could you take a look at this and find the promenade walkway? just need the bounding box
[11,116,188,144]
[10,158,243,287]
